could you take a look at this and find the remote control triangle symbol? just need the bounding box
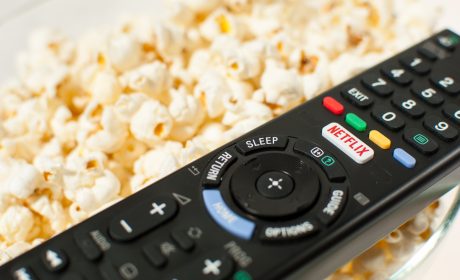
[172,193,192,206]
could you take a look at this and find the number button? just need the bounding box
[424,115,458,142]
[361,73,394,96]
[382,64,413,85]
[400,55,431,75]
[443,104,460,125]
[411,82,444,106]
[371,105,405,131]
[436,33,460,51]
[391,95,425,118]
[430,73,460,94]
[403,128,439,155]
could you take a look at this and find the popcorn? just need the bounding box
[90,70,122,105]
[106,33,142,72]
[168,87,205,141]
[0,206,35,244]
[260,63,304,111]
[130,100,173,146]
[120,62,171,98]
[0,158,42,199]
[194,71,231,118]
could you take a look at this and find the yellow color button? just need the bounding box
[369,130,391,150]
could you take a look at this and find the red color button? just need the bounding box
[323,96,344,115]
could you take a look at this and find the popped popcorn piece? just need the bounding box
[168,87,205,141]
[90,70,122,105]
[114,93,149,122]
[106,33,142,72]
[194,71,231,118]
[120,62,171,98]
[260,63,304,111]
[0,158,42,199]
[0,206,35,243]
[130,100,173,146]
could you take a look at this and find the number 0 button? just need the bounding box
[423,115,458,142]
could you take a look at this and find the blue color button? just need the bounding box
[203,190,255,240]
[393,148,416,168]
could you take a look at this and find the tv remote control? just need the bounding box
[2,29,460,280]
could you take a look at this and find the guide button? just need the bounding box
[317,185,348,225]
[322,123,374,164]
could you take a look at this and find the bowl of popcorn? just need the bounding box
[0,0,459,279]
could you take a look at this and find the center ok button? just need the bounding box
[256,171,294,199]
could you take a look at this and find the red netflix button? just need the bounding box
[322,122,374,164]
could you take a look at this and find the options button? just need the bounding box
[260,220,318,241]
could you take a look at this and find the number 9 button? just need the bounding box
[423,115,458,142]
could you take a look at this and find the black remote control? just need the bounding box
[2,30,460,280]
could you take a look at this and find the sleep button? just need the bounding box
[236,136,288,155]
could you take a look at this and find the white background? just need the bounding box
[0,1,459,279]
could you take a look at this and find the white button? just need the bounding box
[322,122,374,164]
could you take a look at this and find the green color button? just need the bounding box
[345,113,367,132]
[234,271,253,280]
[321,155,335,166]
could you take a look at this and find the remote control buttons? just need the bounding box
[411,82,444,106]
[400,55,431,75]
[371,105,405,131]
[203,149,237,187]
[391,95,425,119]
[235,136,288,155]
[430,73,460,95]
[171,230,195,252]
[340,86,373,108]
[12,267,37,280]
[259,219,318,241]
[74,232,103,261]
[361,73,394,97]
[203,190,255,240]
[293,141,346,182]
[231,153,320,218]
[168,251,234,280]
[403,128,439,155]
[42,248,68,272]
[436,32,460,51]
[393,148,416,169]
[256,171,294,199]
[109,197,177,241]
[317,185,348,225]
[100,259,147,280]
[423,115,458,142]
[418,41,449,61]
[345,113,367,132]
[323,96,344,115]
[143,244,167,268]
[369,130,391,150]
[443,104,460,125]
[322,123,374,164]
[381,65,413,85]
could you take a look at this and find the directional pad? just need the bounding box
[231,153,320,218]
[256,171,294,199]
